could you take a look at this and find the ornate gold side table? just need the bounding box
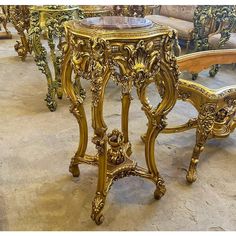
[29,5,83,111]
[62,16,179,225]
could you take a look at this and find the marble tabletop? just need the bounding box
[80,16,153,29]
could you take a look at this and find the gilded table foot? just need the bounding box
[14,40,28,61]
[45,93,57,112]
[91,192,106,225]
[69,157,80,177]
[57,87,63,100]
[154,178,166,200]
[186,158,199,183]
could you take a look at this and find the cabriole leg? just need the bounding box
[90,70,110,225]
[186,103,216,183]
[145,120,166,199]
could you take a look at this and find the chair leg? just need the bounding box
[192,73,198,80]
[209,64,220,77]
[186,103,216,183]
[186,40,191,52]
[174,38,181,56]
[186,137,206,183]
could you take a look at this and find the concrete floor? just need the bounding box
[0,27,235,231]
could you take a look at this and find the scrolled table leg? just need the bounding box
[145,119,167,199]
[62,46,88,177]
[137,79,167,199]
[133,34,179,199]
[90,69,111,225]
[29,10,57,111]
[45,17,65,100]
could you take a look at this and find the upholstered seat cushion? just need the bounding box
[159,5,196,22]
[145,15,194,40]
[209,33,236,49]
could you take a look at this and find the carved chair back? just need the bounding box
[193,6,218,52]
[193,5,236,51]
[211,5,236,48]
[112,5,157,17]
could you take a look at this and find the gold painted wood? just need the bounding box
[112,5,158,17]
[162,49,236,183]
[29,5,83,111]
[79,5,111,17]
[62,17,179,225]
[8,6,31,60]
[0,6,12,39]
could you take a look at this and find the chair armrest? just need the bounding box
[177,49,236,74]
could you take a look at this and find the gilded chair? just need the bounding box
[112,5,157,17]
[193,6,236,78]
[207,6,236,77]
[162,49,236,183]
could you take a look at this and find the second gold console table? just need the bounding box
[29,5,83,111]
[62,16,179,224]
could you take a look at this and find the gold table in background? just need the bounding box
[29,5,83,111]
[62,16,179,224]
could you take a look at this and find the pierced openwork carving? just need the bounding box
[29,6,83,111]
[107,129,126,165]
[8,6,31,60]
[112,5,157,17]
[193,5,213,52]
[62,17,179,225]
[193,5,236,78]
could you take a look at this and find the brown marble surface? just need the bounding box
[80,16,152,29]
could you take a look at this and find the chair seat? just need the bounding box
[145,15,194,40]
[209,33,236,49]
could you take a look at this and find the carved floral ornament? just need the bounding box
[70,30,179,106]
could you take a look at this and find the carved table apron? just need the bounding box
[29,6,83,112]
[62,16,179,225]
